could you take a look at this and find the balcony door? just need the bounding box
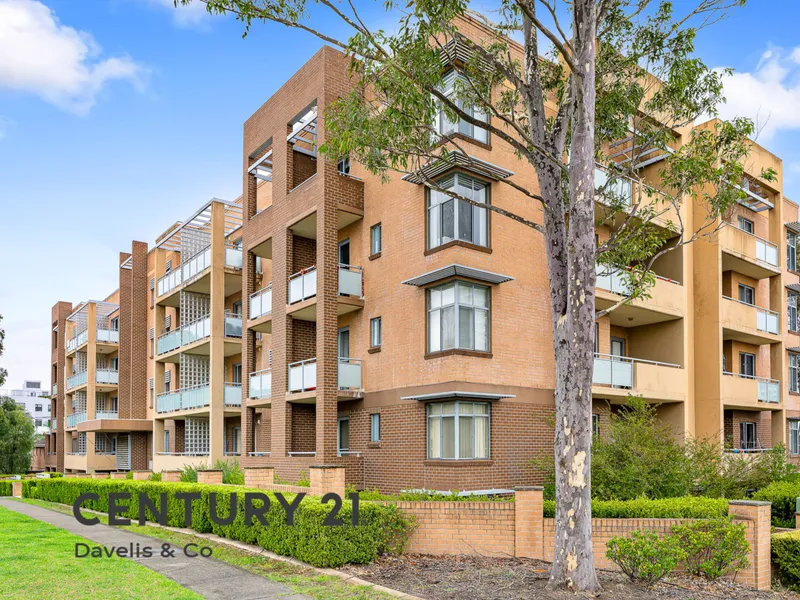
[738,284,755,306]
[740,352,755,377]
[740,421,756,450]
[338,417,349,455]
[338,239,350,266]
[338,327,350,359]
[610,337,625,359]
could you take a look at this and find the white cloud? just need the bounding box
[141,0,211,29]
[0,0,147,115]
[714,46,800,141]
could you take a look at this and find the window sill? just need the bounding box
[434,132,492,152]
[368,252,381,261]
[367,442,381,449]
[425,349,492,360]
[424,459,493,467]
[424,240,492,256]
[367,346,381,354]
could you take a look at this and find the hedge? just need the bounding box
[23,479,412,568]
[752,481,800,528]
[543,497,729,519]
[0,482,10,496]
[772,531,800,591]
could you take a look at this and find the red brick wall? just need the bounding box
[292,236,316,273]
[291,152,317,190]
[291,319,316,363]
[291,404,316,452]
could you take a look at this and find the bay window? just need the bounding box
[427,401,490,459]
[427,173,488,249]
[427,281,489,353]
[434,70,488,143]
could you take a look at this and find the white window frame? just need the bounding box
[790,353,800,393]
[738,216,754,234]
[434,70,488,143]
[370,317,382,348]
[371,413,381,443]
[739,421,756,450]
[790,420,800,455]
[427,281,489,353]
[426,401,490,460]
[370,223,382,255]
[337,417,349,454]
[426,173,489,250]
[788,231,797,272]
[737,283,755,306]
[790,293,798,333]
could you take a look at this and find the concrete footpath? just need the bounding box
[0,498,310,600]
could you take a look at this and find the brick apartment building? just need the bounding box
[44,15,800,492]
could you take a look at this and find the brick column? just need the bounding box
[309,465,345,497]
[91,473,107,479]
[208,201,226,463]
[514,486,544,560]
[244,466,275,488]
[132,470,152,481]
[11,481,22,498]
[110,472,127,479]
[729,500,772,591]
[162,470,182,483]
[198,470,224,485]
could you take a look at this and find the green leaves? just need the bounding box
[606,530,685,584]
[0,396,35,474]
[671,518,750,580]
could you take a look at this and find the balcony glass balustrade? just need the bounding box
[594,167,633,207]
[225,245,243,269]
[66,371,88,390]
[288,267,317,304]
[95,411,119,420]
[66,412,86,428]
[224,312,242,338]
[338,264,363,297]
[249,284,272,320]
[157,314,210,355]
[224,382,242,407]
[287,357,363,393]
[155,382,242,413]
[592,353,680,389]
[249,369,272,399]
[722,371,781,404]
[722,296,780,335]
[66,330,88,353]
[96,369,118,386]
[96,327,119,344]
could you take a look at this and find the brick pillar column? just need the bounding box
[132,470,152,481]
[91,473,107,479]
[110,472,127,479]
[198,470,224,485]
[244,466,275,488]
[729,500,772,591]
[162,470,182,483]
[309,465,345,497]
[514,486,544,560]
[11,481,22,498]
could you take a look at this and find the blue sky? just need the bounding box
[1,0,799,389]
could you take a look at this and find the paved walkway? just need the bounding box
[0,498,310,600]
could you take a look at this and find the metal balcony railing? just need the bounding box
[288,267,317,304]
[155,382,242,414]
[338,357,363,391]
[66,371,88,390]
[249,284,273,320]
[96,369,119,386]
[722,296,779,335]
[224,382,242,407]
[726,222,779,267]
[96,326,119,344]
[66,412,86,428]
[722,371,781,404]
[157,245,215,297]
[157,314,210,355]
[224,312,242,338]
[66,330,88,353]
[288,358,316,392]
[594,166,633,207]
[225,244,243,269]
[95,411,119,420]
[338,264,363,297]
[249,369,272,399]
[51,384,57,396]
[592,353,681,389]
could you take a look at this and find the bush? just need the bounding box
[212,460,244,485]
[22,478,413,568]
[671,518,749,579]
[295,472,310,488]
[125,471,134,480]
[542,496,728,519]
[180,464,203,483]
[149,472,162,482]
[752,480,800,528]
[0,481,11,496]
[606,531,685,584]
[772,531,800,591]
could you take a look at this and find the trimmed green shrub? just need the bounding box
[180,463,205,483]
[671,518,749,579]
[0,481,11,496]
[22,478,412,568]
[49,472,64,478]
[212,460,244,485]
[752,480,800,528]
[772,530,800,591]
[295,472,310,488]
[542,496,728,519]
[125,471,134,480]
[606,530,685,584]
[149,472,162,482]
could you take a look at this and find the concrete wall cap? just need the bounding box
[199,469,223,473]
[729,500,771,507]
[244,466,275,470]
[309,465,345,469]
[514,486,544,491]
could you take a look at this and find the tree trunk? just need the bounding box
[547,0,601,592]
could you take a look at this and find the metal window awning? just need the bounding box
[787,221,800,234]
[788,347,800,353]
[402,151,514,184]
[400,390,515,402]
[120,256,132,270]
[402,263,514,287]
[287,106,317,158]
[438,34,494,71]
[787,283,800,293]
[248,149,273,182]
[155,198,243,252]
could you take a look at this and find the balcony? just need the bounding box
[721,296,781,345]
[156,244,243,305]
[595,264,685,325]
[96,327,119,345]
[720,224,780,279]
[157,314,211,355]
[249,369,272,401]
[96,369,119,387]
[249,284,273,332]
[155,382,242,414]
[95,411,119,420]
[594,167,679,233]
[66,371,88,391]
[66,412,87,428]
[287,265,365,321]
[287,357,363,397]
[722,371,781,409]
[156,313,242,362]
[66,330,88,354]
[592,353,686,403]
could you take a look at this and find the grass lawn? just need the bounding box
[16,498,395,600]
[0,505,201,600]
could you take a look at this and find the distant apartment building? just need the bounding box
[1,380,51,434]
[44,14,800,488]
